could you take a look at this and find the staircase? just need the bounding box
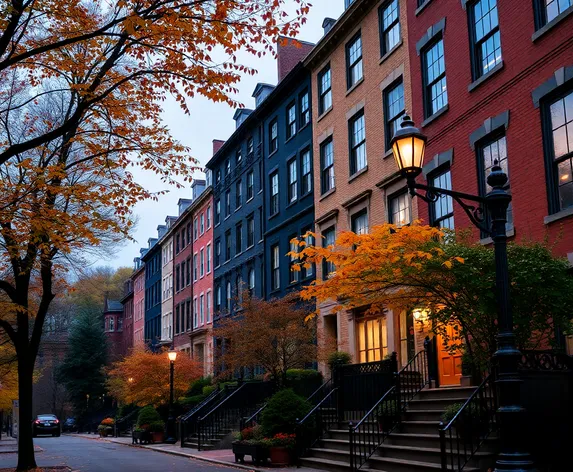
[300,387,497,472]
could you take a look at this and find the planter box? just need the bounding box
[151,432,164,443]
[269,446,291,466]
[132,430,152,445]
[232,442,269,465]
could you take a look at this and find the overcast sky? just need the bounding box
[103,0,345,270]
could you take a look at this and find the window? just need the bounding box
[186,300,191,330]
[206,291,212,323]
[225,190,231,216]
[384,80,405,149]
[259,207,263,241]
[247,215,255,248]
[215,285,221,312]
[247,137,254,156]
[200,213,205,234]
[215,199,221,225]
[248,268,255,292]
[536,0,573,28]
[322,226,336,279]
[225,230,231,261]
[206,244,211,273]
[389,191,411,227]
[175,235,180,255]
[271,244,280,291]
[301,149,312,195]
[379,0,400,56]
[346,33,363,89]
[469,0,502,79]
[226,281,231,311]
[269,119,278,153]
[225,159,231,177]
[423,38,448,117]
[318,65,332,115]
[270,172,279,215]
[302,229,314,278]
[430,169,454,229]
[351,209,369,235]
[215,169,221,185]
[236,149,242,166]
[193,254,198,281]
[194,217,198,240]
[193,297,198,328]
[181,228,186,249]
[288,159,298,203]
[246,171,254,201]
[109,317,115,332]
[479,135,513,230]
[236,223,243,254]
[286,102,297,140]
[200,248,205,277]
[357,316,388,363]
[215,239,221,267]
[547,91,573,212]
[349,111,367,175]
[207,205,211,228]
[236,180,242,208]
[175,305,180,334]
[320,138,335,194]
[175,265,180,292]
[289,237,299,284]
[186,257,191,285]
[300,90,310,128]
[200,294,205,325]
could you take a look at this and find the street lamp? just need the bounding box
[391,116,536,471]
[165,349,178,444]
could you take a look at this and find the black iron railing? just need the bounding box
[439,372,498,471]
[518,349,573,371]
[295,387,339,462]
[114,408,140,437]
[348,349,430,471]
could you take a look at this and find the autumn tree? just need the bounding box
[293,224,573,372]
[0,1,310,468]
[107,348,202,409]
[214,293,316,386]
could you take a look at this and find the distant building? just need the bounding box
[132,256,146,348]
[142,235,162,348]
[103,298,125,361]
[120,278,134,353]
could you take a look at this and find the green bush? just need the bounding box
[136,406,161,428]
[148,421,165,433]
[186,376,212,396]
[286,369,323,398]
[202,385,216,396]
[328,351,352,372]
[261,389,311,436]
[117,403,138,419]
[180,394,206,409]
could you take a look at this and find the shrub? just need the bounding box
[100,417,115,426]
[202,385,216,396]
[186,376,212,396]
[117,403,138,419]
[328,351,352,372]
[260,389,311,436]
[441,403,465,425]
[286,369,322,398]
[148,421,165,433]
[180,394,206,408]
[97,424,113,433]
[136,406,161,428]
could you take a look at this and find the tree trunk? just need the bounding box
[17,353,37,471]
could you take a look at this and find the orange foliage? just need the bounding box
[107,348,202,408]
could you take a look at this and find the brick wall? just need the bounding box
[278,36,315,82]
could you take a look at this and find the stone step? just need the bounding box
[416,387,476,400]
[300,456,350,472]
[307,447,350,463]
[407,398,471,411]
[366,455,480,472]
[403,410,445,422]
[387,433,497,452]
[319,438,376,452]
[376,443,494,466]
[399,421,441,435]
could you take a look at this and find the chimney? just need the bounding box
[157,225,167,239]
[178,198,193,215]
[322,18,336,36]
[277,36,315,82]
[252,83,275,108]
[192,179,207,200]
[213,139,226,156]
[233,108,253,129]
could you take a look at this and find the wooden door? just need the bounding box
[437,324,463,386]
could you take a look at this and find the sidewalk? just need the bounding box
[73,434,321,472]
[0,437,43,454]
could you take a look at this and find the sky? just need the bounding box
[104,0,345,270]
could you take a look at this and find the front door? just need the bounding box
[437,324,462,386]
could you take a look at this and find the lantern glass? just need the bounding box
[167,350,178,362]
[393,135,425,173]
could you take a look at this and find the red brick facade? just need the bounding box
[277,36,315,82]
[132,267,145,348]
[172,208,193,352]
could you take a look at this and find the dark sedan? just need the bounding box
[32,414,60,437]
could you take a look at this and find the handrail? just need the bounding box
[439,372,498,471]
[114,408,140,437]
[350,385,396,432]
[180,386,225,422]
[306,377,333,405]
[199,382,247,421]
[298,387,339,425]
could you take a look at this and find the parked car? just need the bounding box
[62,418,77,433]
[32,414,60,437]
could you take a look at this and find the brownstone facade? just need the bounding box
[305,0,417,371]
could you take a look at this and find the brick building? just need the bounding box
[103,298,125,361]
[132,258,146,349]
[160,217,177,345]
[305,0,416,370]
[405,0,573,385]
[142,234,162,347]
[120,279,134,354]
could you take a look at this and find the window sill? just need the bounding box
[320,188,336,201]
[269,212,280,220]
[544,206,573,225]
[269,149,278,158]
[383,148,393,159]
[285,134,297,145]
[532,5,573,42]
[299,122,311,133]
[468,61,504,93]
[246,244,255,251]
[246,196,254,203]
[224,215,231,221]
[235,251,243,258]
[269,289,281,296]
[346,77,364,97]
[415,0,434,15]
[349,166,368,183]
[317,107,333,123]
[235,205,242,212]
[421,104,449,128]
[379,39,403,65]
[286,199,298,209]
[480,227,515,245]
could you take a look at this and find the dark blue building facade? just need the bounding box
[262,64,315,299]
[142,237,162,345]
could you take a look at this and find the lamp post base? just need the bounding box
[164,416,177,444]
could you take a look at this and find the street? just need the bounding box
[0,435,241,472]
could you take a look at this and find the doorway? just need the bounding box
[437,324,462,386]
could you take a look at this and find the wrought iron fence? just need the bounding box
[114,408,140,438]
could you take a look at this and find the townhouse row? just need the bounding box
[104,0,573,379]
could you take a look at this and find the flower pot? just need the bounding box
[133,430,152,445]
[269,446,291,466]
[232,442,269,465]
[151,431,164,443]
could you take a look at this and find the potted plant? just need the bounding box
[148,421,165,443]
[134,406,162,444]
[132,426,152,444]
[376,401,399,433]
[232,425,269,465]
[441,403,488,441]
[97,418,115,437]
[262,433,296,465]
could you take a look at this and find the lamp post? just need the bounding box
[390,116,536,471]
[165,349,178,444]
